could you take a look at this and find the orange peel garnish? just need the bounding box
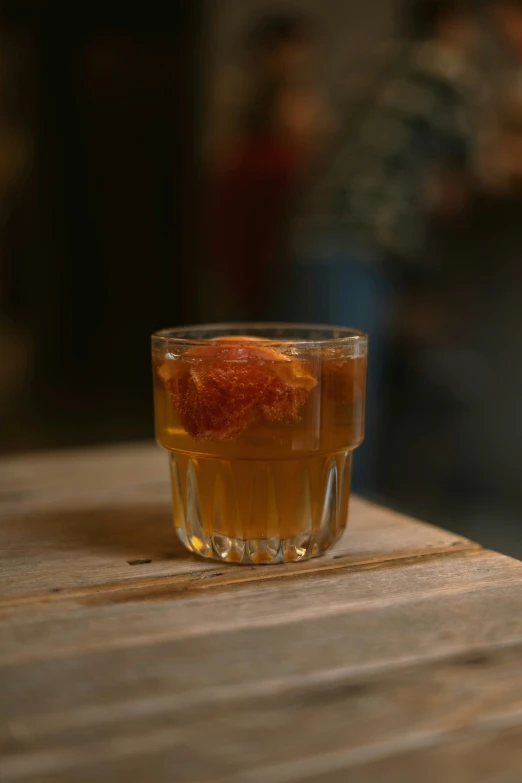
[159,336,317,440]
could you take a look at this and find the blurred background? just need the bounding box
[1,0,522,556]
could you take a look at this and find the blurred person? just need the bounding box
[282,0,482,492]
[207,11,334,320]
[206,12,327,172]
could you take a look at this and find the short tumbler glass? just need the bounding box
[152,324,367,564]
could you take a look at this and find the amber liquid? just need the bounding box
[153,353,366,563]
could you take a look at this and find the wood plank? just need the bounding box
[0,443,170,514]
[261,724,522,783]
[0,443,476,604]
[3,618,522,781]
[6,723,522,783]
[2,553,522,735]
[1,550,520,666]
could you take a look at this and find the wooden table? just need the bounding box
[1,443,522,782]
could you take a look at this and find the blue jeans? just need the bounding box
[273,249,396,494]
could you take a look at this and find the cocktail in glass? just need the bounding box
[152,324,367,564]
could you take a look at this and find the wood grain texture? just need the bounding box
[0,442,521,782]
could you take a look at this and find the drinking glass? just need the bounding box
[152,324,367,564]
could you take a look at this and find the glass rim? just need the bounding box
[151,322,368,348]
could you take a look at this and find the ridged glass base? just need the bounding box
[169,450,352,564]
